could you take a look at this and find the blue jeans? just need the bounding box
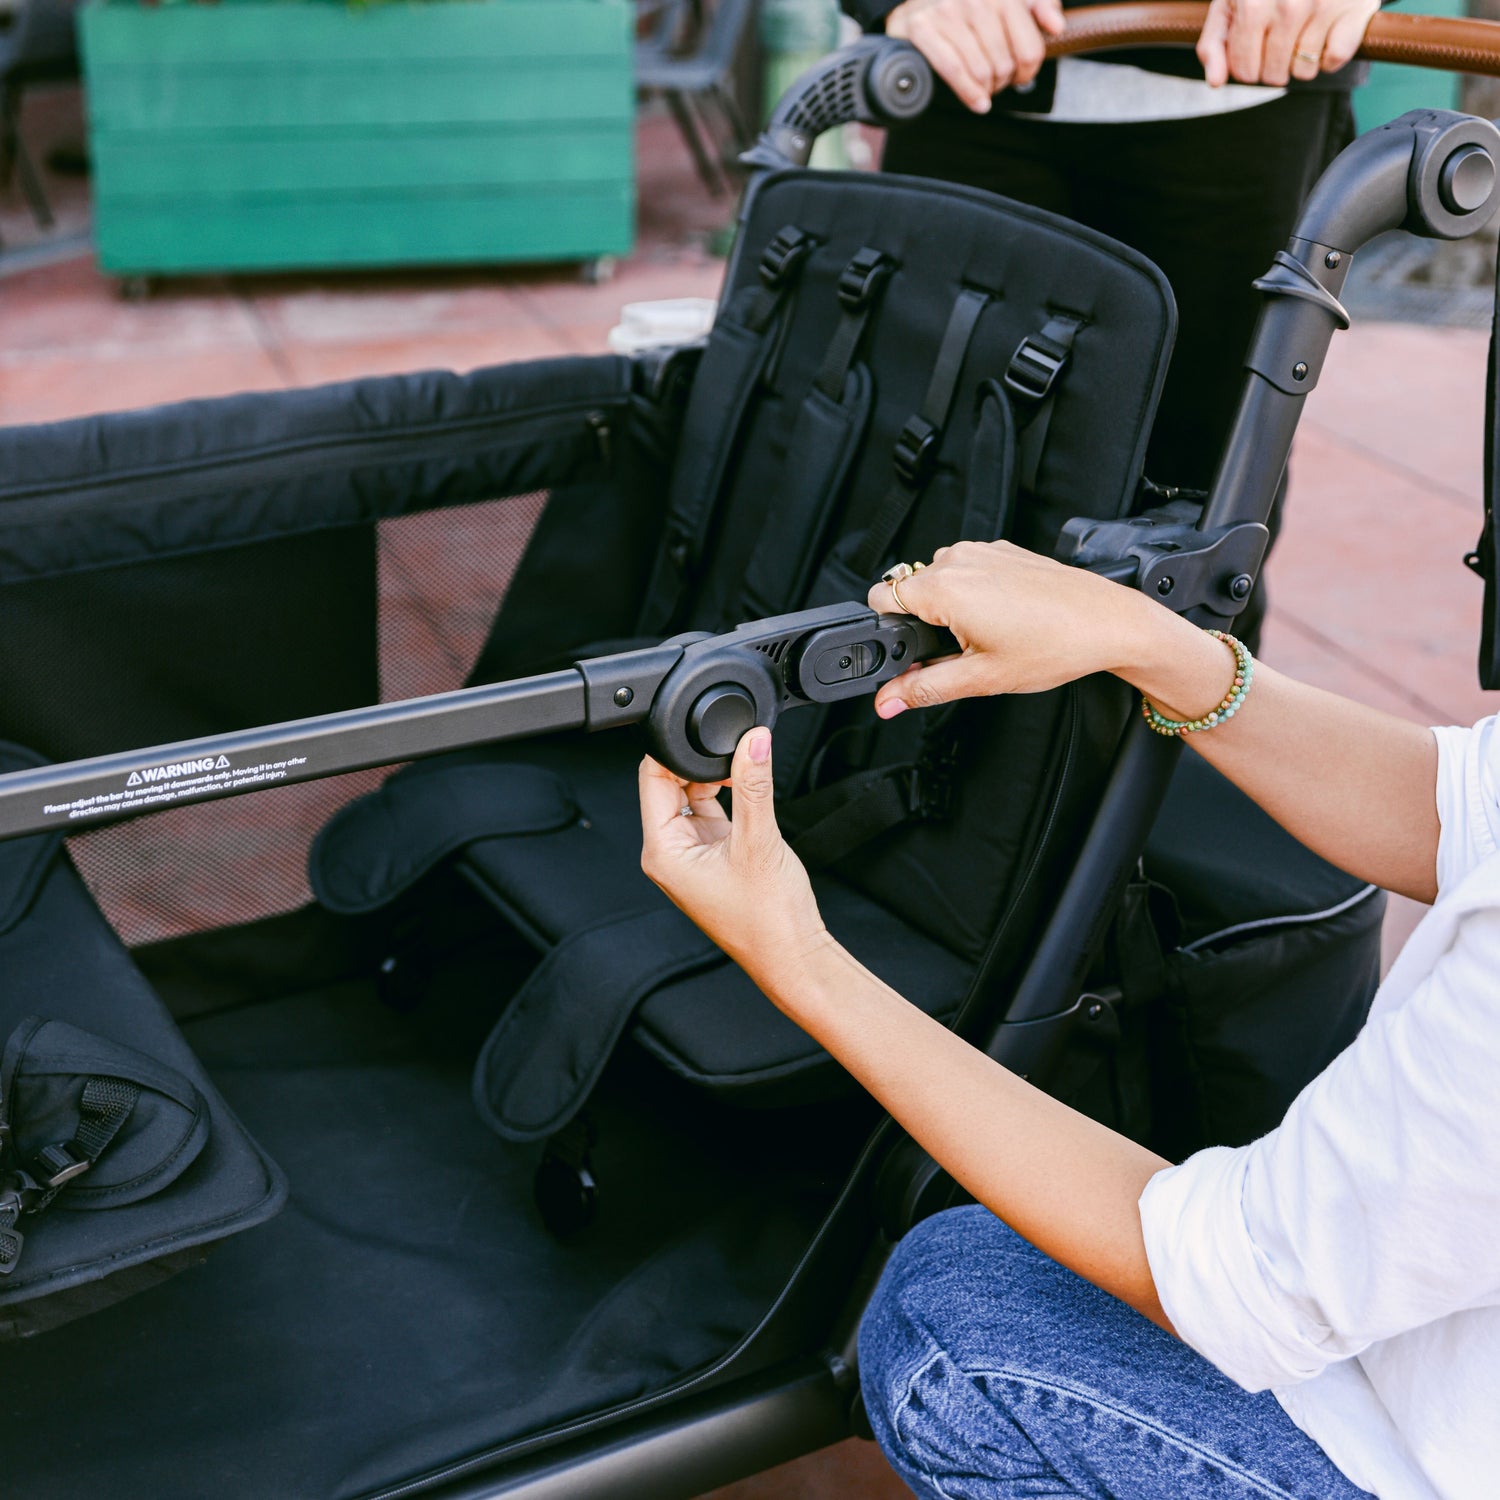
[858,1206,1374,1500]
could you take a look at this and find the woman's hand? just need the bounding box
[639,728,829,990]
[868,539,1191,717]
[885,0,1066,113]
[1196,0,1380,87]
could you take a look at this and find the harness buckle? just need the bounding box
[893,415,940,489]
[837,249,894,311]
[1004,333,1070,403]
[759,227,814,289]
[906,746,959,823]
[32,1141,92,1189]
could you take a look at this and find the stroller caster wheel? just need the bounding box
[533,1117,598,1237]
[118,275,155,303]
[580,256,616,287]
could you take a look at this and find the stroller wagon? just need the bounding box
[1,12,1498,1497]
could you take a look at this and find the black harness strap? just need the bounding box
[814,248,895,401]
[959,379,1020,546]
[1005,311,1085,494]
[637,226,818,634]
[848,287,992,579]
[734,366,875,622]
[730,249,896,622]
[787,764,915,868]
[774,382,1019,856]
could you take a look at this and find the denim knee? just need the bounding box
[858,1206,1027,1443]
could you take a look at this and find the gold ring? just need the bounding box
[1294,48,1318,63]
[888,577,911,614]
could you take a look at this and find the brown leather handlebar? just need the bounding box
[1047,1,1500,78]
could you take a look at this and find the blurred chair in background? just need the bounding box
[637,0,756,195]
[0,0,79,238]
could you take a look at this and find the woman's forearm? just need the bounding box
[870,545,1441,902]
[1112,595,1440,904]
[752,934,1175,1331]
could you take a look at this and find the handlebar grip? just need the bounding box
[744,4,1500,172]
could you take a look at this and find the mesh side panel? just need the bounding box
[67,492,549,948]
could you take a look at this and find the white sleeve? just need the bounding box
[1138,902,1500,1393]
[1431,718,1498,895]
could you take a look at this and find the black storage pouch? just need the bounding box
[0,741,285,1338]
[1,1017,209,1223]
[1139,755,1385,1159]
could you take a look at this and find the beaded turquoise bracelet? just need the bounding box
[1141,630,1253,737]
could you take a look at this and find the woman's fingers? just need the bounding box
[873,654,995,717]
[906,7,1002,113]
[638,755,727,861]
[890,1,996,112]
[1031,0,1067,38]
[1260,0,1313,84]
[1224,0,1271,83]
[867,566,940,624]
[639,753,691,832]
[726,728,779,862]
[1196,0,1233,85]
[963,0,1018,93]
[1322,0,1377,71]
[1287,9,1330,80]
[997,0,1048,89]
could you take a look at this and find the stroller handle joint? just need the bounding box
[1205,110,1500,536]
[0,606,958,844]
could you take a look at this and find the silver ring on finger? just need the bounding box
[1295,48,1319,64]
[679,803,694,817]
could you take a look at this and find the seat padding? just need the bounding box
[456,735,973,1106]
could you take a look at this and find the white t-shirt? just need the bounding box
[1031,58,1285,124]
[1138,717,1500,1500]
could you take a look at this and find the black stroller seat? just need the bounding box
[308,163,1177,1151]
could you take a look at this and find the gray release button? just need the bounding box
[812,641,884,685]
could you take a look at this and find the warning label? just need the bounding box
[41,754,310,824]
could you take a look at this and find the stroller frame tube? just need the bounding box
[0,606,955,843]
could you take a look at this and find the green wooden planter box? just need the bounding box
[1354,0,1464,133]
[79,0,635,276]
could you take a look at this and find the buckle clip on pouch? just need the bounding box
[0,1017,210,1277]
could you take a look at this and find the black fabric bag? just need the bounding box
[1138,754,1385,1159]
[0,742,286,1339]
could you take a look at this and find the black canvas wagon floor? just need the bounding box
[1,923,853,1500]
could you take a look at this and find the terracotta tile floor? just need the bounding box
[4,80,1497,1500]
